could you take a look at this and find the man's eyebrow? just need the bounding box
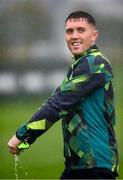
[65,27,86,30]
[77,27,86,30]
[65,28,73,31]
[77,27,85,29]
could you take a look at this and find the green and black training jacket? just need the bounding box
[16,45,118,175]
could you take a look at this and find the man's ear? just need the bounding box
[92,29,99,43]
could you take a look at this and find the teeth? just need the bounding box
[72,42,81,46]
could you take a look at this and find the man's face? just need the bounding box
[65,18,98,56]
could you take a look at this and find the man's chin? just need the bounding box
[71,48,84,55]
[72,51,83,56]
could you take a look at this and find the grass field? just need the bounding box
[0,97,64,179]
[0,62,123,179]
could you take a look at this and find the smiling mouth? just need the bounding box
[72,42,82,47]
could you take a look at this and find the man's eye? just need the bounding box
[78,28,85,32]
[66,29,73,34]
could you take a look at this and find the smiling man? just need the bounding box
[65,14,98,56]
[8,11,118,179]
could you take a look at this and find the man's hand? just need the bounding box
[8,135,21,154]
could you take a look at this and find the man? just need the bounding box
[8,11,118,179]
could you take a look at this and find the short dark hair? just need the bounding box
[65,11,96,26]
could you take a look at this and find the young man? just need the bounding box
[8,11,118,179]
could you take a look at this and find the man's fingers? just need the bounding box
[8,142,17,154]
[8,145,20,154]
[8,134,22,154]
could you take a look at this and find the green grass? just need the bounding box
[113,62,123,179]
[0,62,123,179]
[0,98,64,179]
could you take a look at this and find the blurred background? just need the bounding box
[0,0,123,179]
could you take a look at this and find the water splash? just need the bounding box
[14,154,20,180]
[14,154,28,179]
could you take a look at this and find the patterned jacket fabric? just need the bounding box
[16,45,118,174]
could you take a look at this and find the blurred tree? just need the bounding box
[0,0,53,61]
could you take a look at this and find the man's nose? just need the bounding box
[71,30,79,38]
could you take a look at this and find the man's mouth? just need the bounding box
[71,42,82,47]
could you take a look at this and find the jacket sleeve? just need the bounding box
[16,56,113,144]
